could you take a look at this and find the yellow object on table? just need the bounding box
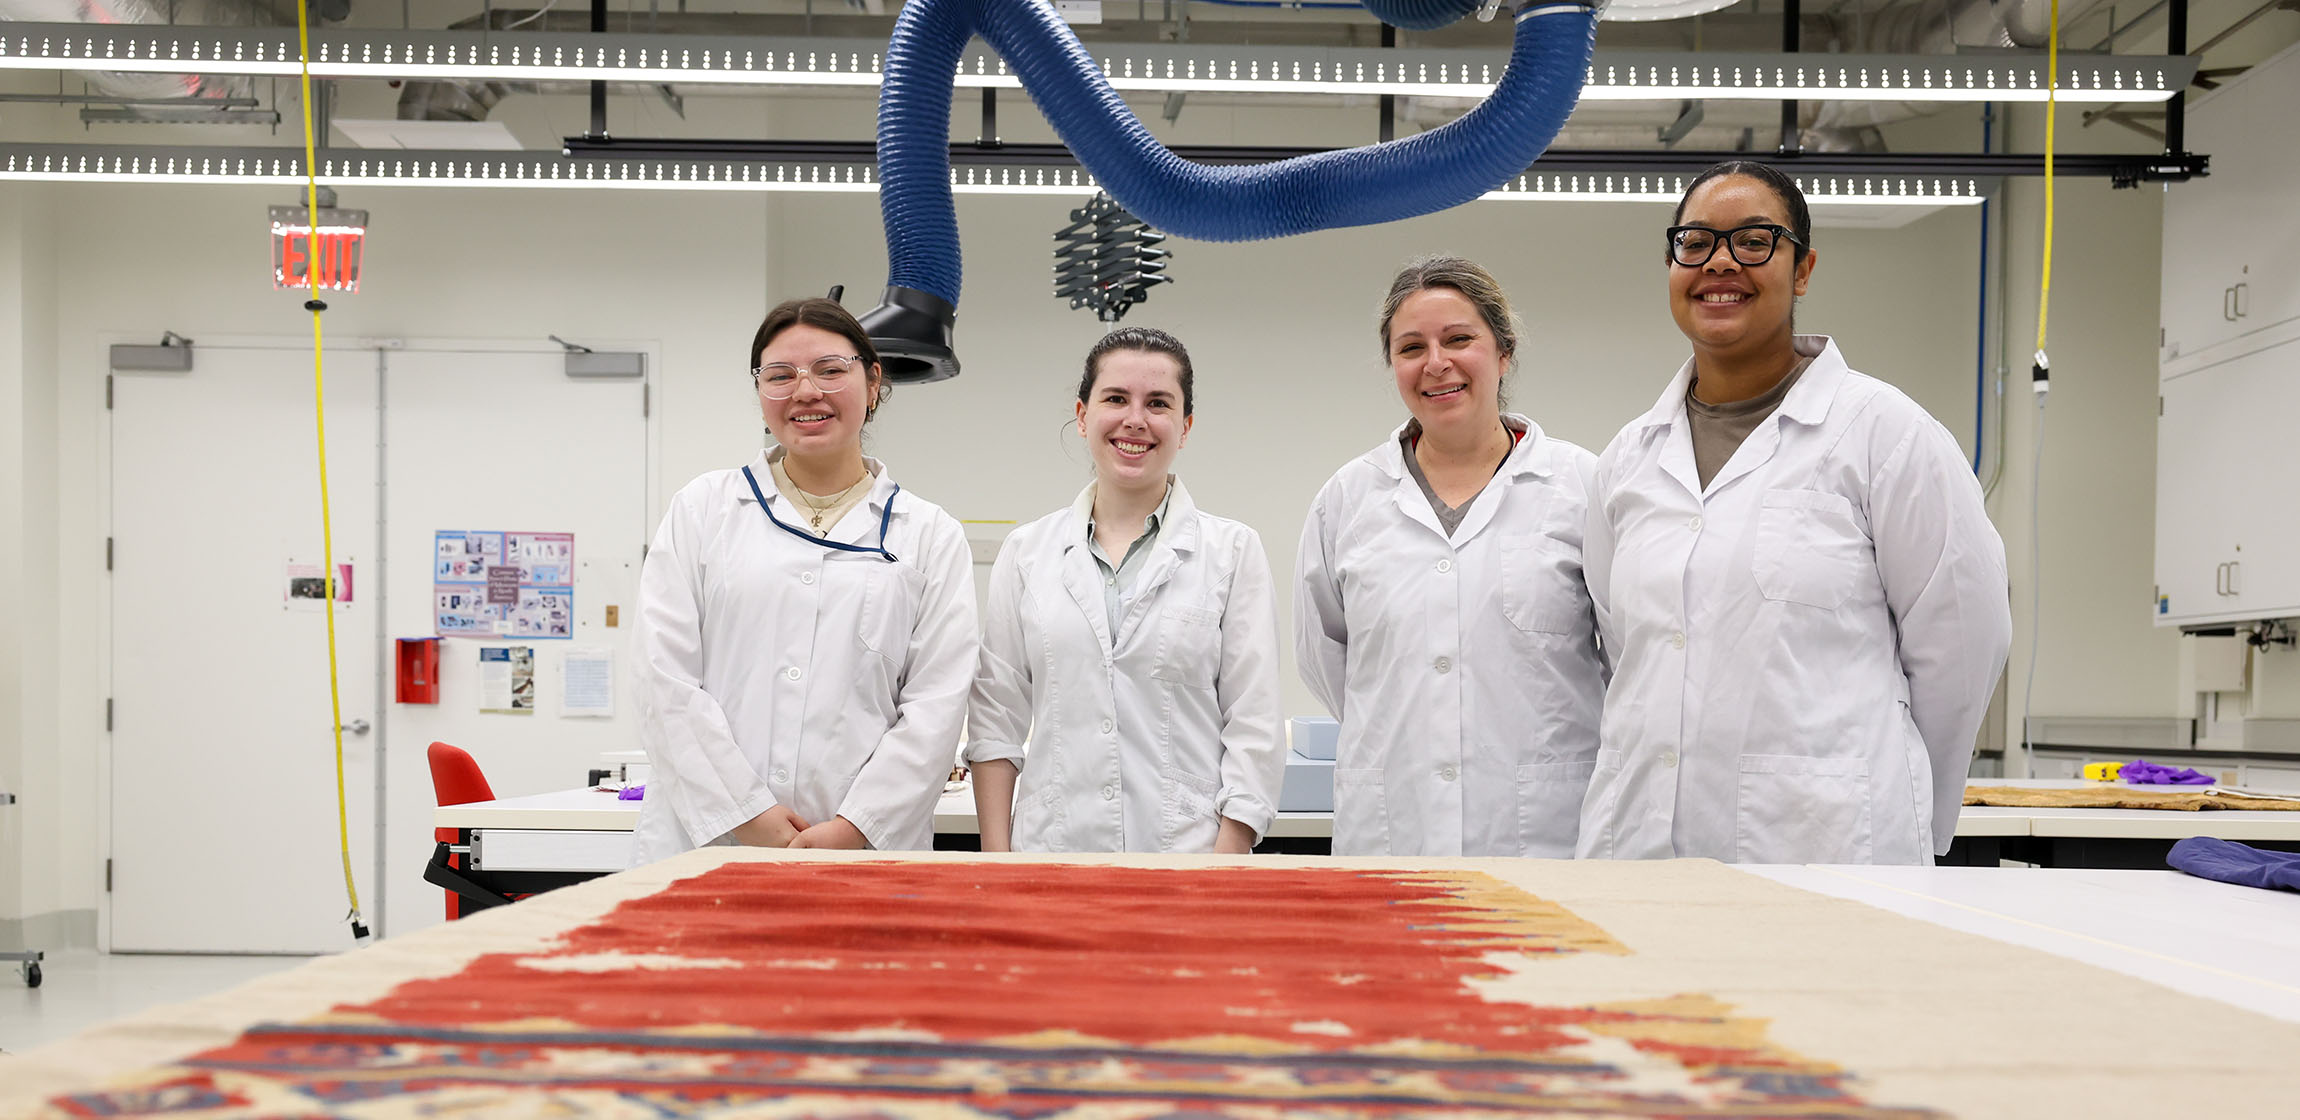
[2083,761,2126,782]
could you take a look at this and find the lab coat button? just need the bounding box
[1434,656,1453,674]
[1688,516,1703,533]
[800,571,816,585]
[1100,785,1117,801]
[1435,558,1453,574]
[774,768,790,783]
[1670,631,1686,650]
[1660,750,1679,768]
[1100,718,1114,734]
[785,666,803,681]
[1106,577,1117,587]
[1439,765,1458,782]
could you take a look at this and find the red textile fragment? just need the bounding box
[356,863,1610,1051]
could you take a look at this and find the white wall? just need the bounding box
[0,184,64,941]
[10,8,2298,930]
[0,142,1984,933]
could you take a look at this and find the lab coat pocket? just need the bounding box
[1752,489,1863,610]
[1159,769,1221,853]
[1500,537,1587,635]
[1331,768,1390,856]
[855,558,929,661]
[1733,754,1872,864]
[1514,759,1598,858]
[1150,604,1222,688]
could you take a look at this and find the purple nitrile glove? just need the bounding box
[2122,758,2215,785]
[617,785,645,800]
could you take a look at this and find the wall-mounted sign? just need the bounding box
[270,205,368,294]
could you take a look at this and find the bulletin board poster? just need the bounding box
[434,531,576,639]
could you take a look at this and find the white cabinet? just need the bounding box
[2156,328,2300,626]
[2156,39,2300,629]
[2161,41,2300,367]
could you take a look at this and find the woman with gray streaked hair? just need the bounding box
[1294,257,1607,858]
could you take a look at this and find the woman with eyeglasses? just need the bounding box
[631,297,977,863]
[967,327,1285,853]
[1576,161,2010,865]
[1295,257,1606,858]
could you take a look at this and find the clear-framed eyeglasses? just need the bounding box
[1666,224,1804,269]
[752,354,863,400]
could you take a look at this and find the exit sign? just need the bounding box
[270,205,368,294]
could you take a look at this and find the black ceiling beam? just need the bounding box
[561,136,2210,184]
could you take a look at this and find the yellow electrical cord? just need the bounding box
[2035,0,2058,362]
[292,0,365,940]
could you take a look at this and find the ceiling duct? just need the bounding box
[0,0,346,103]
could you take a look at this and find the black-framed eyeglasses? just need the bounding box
[1666,224,1803,268]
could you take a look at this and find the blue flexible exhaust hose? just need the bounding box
[864,0,1599,382]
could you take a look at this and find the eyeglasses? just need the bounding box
[1666,224,1804,268]
[752,355,863,399]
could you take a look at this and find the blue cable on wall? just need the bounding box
[859,0,1602,382]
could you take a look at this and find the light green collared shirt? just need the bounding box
[1075,481,1174,633]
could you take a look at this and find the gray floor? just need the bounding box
[0,950,307,1055]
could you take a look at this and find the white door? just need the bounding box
[378,345,651,938]
[110,343,380,953]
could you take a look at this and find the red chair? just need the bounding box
[427,742,501,920]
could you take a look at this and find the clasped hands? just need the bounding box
[730,805,867,849]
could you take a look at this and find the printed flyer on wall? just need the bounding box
[435,530,575,639]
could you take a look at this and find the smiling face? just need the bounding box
[1388,286,1508,431]
[757,322,879,458]
[1668,174,1817,364]
[1075,348,1192,490]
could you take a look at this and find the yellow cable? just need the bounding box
[2035,0,2058,358]
[293,0,363,936]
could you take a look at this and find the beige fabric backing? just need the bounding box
[4,851,2297,1119]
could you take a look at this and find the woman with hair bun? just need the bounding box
[1577,161,2010,865]
[968,327,1285,854]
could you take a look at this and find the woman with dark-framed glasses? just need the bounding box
[1576,161,2010,865]
[631,297,977,864]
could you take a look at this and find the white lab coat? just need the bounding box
[631,450,977,863]
[1295,416,1607,858]
[968,480,1285,851]
[1578,336,2011,865]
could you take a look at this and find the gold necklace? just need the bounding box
[796,473,872,530]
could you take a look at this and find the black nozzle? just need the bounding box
[858,286,960,384]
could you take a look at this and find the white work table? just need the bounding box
[1742,864,2300,1024]
[436,778,2300,849]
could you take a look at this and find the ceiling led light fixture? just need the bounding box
[0,25,2194,103]
[0,144,1991,208]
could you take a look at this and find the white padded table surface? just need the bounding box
[1743,864,2300,1024]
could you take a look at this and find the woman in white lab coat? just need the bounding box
[1295,257,1606,858]
[631,297,977,863]
[1578,161,2011,865]
[968,327,1285,853]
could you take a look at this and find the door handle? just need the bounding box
[2224,287,2238,321]
[2228,561,2241,597]
[2216,562,2230,596]
[339,719,372,735]
[2234,282,2249,318]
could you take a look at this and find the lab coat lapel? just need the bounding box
[1702,417,1784,497]
[1449,414,1545,548]
[1059,531,1116,659]
[1377,427,1450,542]
[1700,337,1839,498]
[1115,481,1200,650]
